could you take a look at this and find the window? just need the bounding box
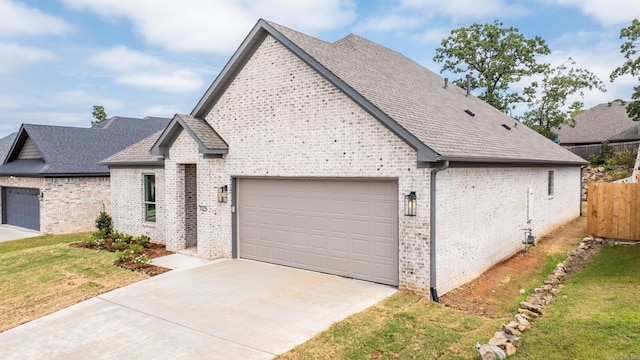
[144,174,156,222]
[547,170,554,198]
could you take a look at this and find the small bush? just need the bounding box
[95,212,113,236]
[129,244,144,254]
[135,235,151,248]
[587,154,603,165]
[112,239,128,251]
[134,255,150,266]
[609,149,638,168]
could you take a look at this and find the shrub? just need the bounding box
[112,239,128,251]
[129,244,144,254]
[609,149,638,169]
[135,235,151,248]
[95,212,113,236]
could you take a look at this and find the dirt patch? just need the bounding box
[71,240,173,277]
[439,216,586,319]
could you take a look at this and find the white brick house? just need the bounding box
[104,20,584,298]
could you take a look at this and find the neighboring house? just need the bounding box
[557,102,640,158]
[0,117,170,233]
[0,133,17,163]
[105,20,585,298]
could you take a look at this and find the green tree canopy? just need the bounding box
[91,105,107,126]
[520,59,605,139]
[433,20,550,113]
[610,18,640,121]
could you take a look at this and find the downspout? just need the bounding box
[429,160,450,302]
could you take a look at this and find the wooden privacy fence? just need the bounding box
[587,182,640,240]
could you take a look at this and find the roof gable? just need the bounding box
[151,114,228,157]
[192,19,584,166]
[0,117,171,176]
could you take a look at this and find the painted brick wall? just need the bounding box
[109,168,165,244]
[435,166,581,294]
[0,176,110,234]
[156,34,582,296]
[162,35,432,295]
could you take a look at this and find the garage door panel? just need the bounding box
[3,187,40,231]
[239,179,398,286]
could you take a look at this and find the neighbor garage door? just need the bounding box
[3,187,40,231]
[238,179,398,286]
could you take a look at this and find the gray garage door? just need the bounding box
[3,187,40,231]
[238,179,399,286]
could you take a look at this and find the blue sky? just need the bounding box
[1,0,639,138]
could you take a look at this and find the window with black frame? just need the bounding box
[144,174,156,222]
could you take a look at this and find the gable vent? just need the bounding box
[501,124,511,130]
[464,109,475,117]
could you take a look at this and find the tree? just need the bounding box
[91,105,107,126]
[610,19,640,121]
[433,20,550,113]
[520,59,606,139]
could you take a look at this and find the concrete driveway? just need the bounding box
[0,259,396,359]
[0,224,41,243]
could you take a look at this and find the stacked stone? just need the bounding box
[581,166,606,200]
[477,235,603,359]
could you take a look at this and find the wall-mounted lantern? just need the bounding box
[218,185,228,203]
[404,191,417,216]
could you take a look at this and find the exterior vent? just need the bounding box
[501,124,511,130]
[464,109,475,117]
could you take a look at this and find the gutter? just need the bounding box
[429,160,450,302]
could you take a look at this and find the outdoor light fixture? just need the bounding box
[218,185,228,203]
[404,191,417,216]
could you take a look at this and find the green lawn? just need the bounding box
[0,233,147,332]
[278,292,504,360]
[513,245,640,359]
[278,245,640,360]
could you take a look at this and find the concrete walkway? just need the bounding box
[0,224,41,243]
[0,259,396,359]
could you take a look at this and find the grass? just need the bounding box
[0,233,148,332]
[513,245,640,359]
[277,292,503,360]
[510,252,568,313]
[278,241,639,359]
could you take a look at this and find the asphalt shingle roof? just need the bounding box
[0,116,170,176]
[0,132,17,163]
[176,114,228,151]
[555,102,640,144]
[257,21,584,164]
[99,131,164,166]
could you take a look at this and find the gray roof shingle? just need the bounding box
[556,102,640,144]
[150,113,228,157]
[99,131,164,166]
[0,116,170,176]
[0,132,17,163]
[266,21,584,164]
[194,20,585,165]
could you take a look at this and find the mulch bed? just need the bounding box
[71,238,174,276]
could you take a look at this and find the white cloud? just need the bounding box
[90,46,205,93]
[0,97,21,110]
[400,0,530,19]
[548,0,640,26]
[0,42,55,73]
[62,0,355,54]
[0,0,73,37]
[414,27,453,44]
[45,90,124,112]
[355,15,423,33]
[142,104,177,118]
[117,70,204,93]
